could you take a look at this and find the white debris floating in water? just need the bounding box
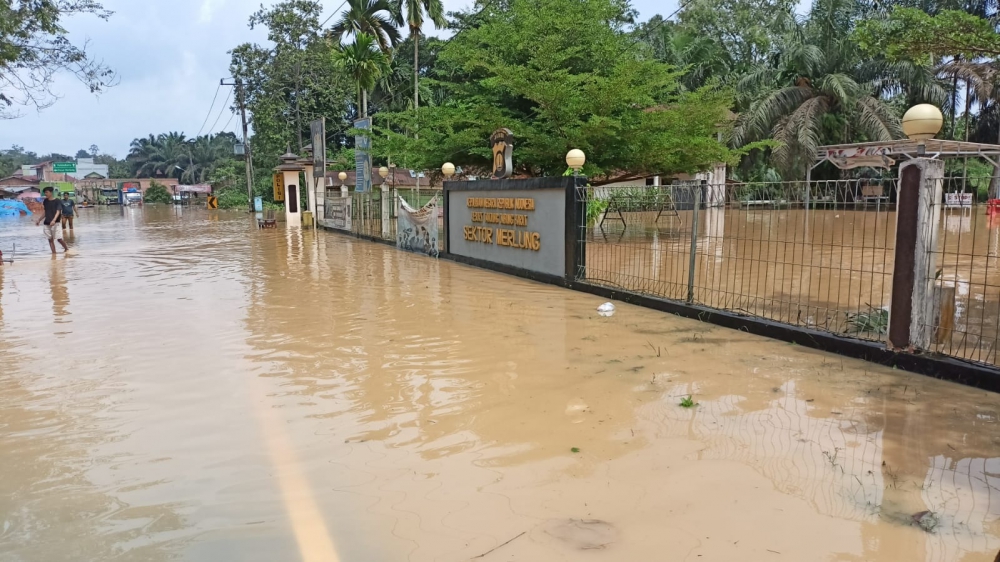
[597,302,616,317]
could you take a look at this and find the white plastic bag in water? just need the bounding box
[597,302,615,317]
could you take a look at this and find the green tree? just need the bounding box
[731,0,937,176]
[395,0,447,114]
[375,0,743,182]
[0,1,117,118]
[329,0,401,53]
[856,8,1000,61]
[143,181,172,204]
[334,33,389,117]
[230,0,353,191]
[0,145,39,177]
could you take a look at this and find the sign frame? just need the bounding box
[310,118,326,180]
[354,117,372,192]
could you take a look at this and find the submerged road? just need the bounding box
[1,206,998,561]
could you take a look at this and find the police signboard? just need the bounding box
[273,172,284,202]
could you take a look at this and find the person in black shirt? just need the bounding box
[35,187,68,254]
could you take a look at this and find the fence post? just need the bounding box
[565,175,587,283]
[888,158,944,350]
[380,182,391,240]
[687,183,702,304]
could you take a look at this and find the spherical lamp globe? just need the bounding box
[442,162,456,178]
[566,149,586,170]
[378,166,389,179]
[338,171,347,182]
[901,104,943,142]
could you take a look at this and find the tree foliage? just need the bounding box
[856,8,1000,61]
[329,0,401,53]
[372,0,740,183]
[0,0,117,118]
[230,1,353,188]
[143,180,172,204]
[127,132,239,182]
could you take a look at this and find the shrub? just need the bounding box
[144,181,172,204]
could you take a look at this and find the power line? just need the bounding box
[319,0,349,29]
[196,84,222,137]
[221,110,237,134]
[206,87,233,136]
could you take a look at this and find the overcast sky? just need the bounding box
[0,0,672,158]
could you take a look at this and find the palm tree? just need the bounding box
[732,3,909,176]
[395,0,446,114]
[179,134,231,183]
[334,33,390,117]
[329,0,402,54]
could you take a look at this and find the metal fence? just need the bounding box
[577,177,1000,368]
[577,180,899,344]
[918,176,1000,365]
[346,189,445,252]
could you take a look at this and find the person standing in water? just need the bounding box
[36,187,68,254]
[60,192,75,230]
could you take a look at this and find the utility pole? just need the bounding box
[222,78,255,213]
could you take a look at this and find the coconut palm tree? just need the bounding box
[334,33,390,117]
[329,0,402,54]
[394,0,446,113]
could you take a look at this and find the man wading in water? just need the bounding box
[60,192,75,230]
[36,187,68,254]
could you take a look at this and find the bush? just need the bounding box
[144,181,172,204]
[215,186,248,209]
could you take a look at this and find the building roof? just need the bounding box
[0,185,39,194]
[816,139,1000,170]
[0,175,40,186]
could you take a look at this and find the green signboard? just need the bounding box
[53,162,77,173]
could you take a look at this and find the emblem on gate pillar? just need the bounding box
[490,128,514,179]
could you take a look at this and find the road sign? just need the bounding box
[272,173,284,202]
[207,196,218,209]
[53,162,77,173]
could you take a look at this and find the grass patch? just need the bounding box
[570,447,581,453]
[679,396,696,408]
[846,304,889,335]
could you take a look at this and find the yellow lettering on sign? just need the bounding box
[467,197,536,210]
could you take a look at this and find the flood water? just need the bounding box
[1,206,999,561]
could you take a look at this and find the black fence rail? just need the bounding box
[577,180,899,344]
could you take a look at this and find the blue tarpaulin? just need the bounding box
[0,200,31,217]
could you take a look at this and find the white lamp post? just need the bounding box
[338,171,348,198]
[902,104,944,154]
[566,149,586,189]
[566,149,586,171]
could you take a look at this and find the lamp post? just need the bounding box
[566,149,585,187]
[902,104,944,156]
[379,165,389,185]
[339,171,348,198]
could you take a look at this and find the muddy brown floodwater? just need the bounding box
[1,206,999,562]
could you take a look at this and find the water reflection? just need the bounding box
[49,256,69,321]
